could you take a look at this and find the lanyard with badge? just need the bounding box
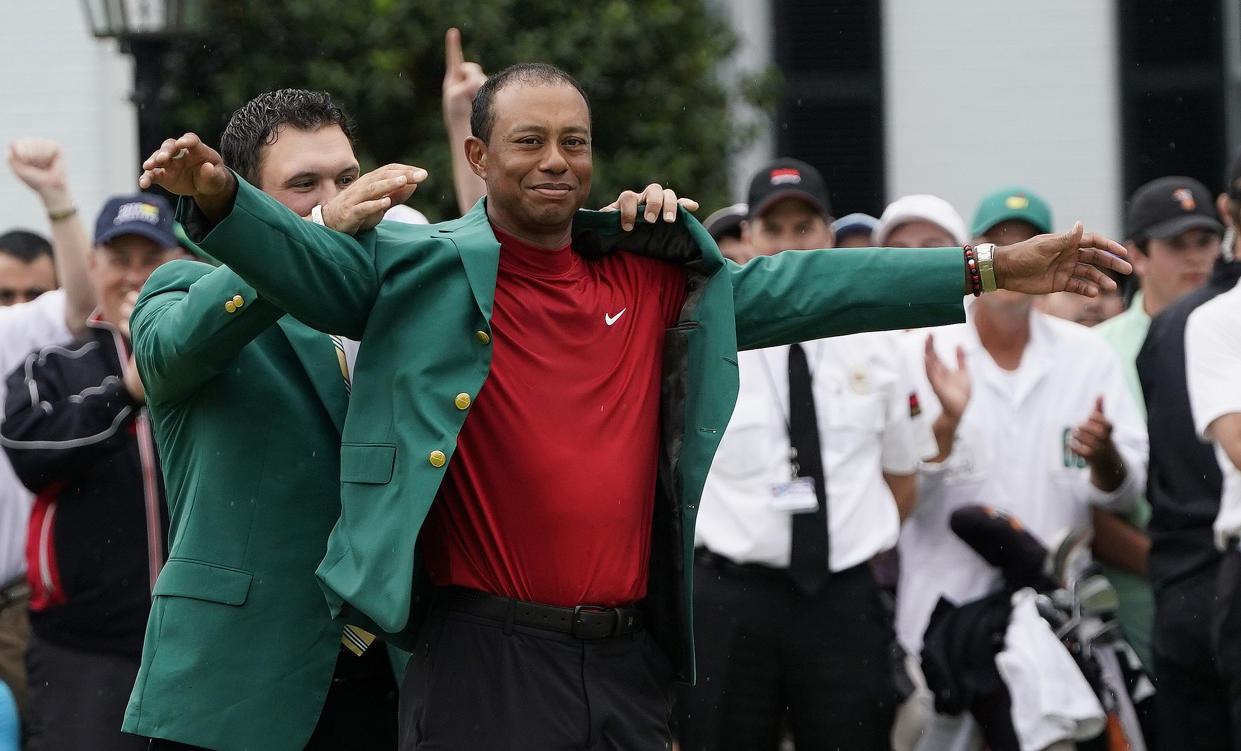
[758,345,822,515]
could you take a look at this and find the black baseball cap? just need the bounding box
[1124,176,1222,242]
[746,158,832,219]
[94,193,178,248]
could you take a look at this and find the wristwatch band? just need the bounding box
[975,243,997,292]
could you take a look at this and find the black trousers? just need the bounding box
[1212,549,1241,751]
[148,642,399,751]
[675,555,895,751]
[25,634,146,751]
[1152,561,1230,750]
[399,607,675,750]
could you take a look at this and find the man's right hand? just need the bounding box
[139,133,236,221]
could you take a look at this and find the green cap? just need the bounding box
[970,186,1053,237]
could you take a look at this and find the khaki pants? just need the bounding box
[0,578,29,718]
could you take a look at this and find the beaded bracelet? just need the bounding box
[964,244,982,297]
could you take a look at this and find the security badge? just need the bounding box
[770,448,818,514]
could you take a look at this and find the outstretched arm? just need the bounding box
[139,133,425,338]
[9,139,96,334]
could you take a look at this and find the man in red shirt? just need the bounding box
[141,62,1131,751]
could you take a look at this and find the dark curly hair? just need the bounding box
[221,89,354,185]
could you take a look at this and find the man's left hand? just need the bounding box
[321,164,427,235]
[443,28,486,127]
[601,183,699,231]
[1071,396,1126,492]
[994,221,1131,297]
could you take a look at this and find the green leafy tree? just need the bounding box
[163,0,776,221]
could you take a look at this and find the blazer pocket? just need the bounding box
[341,442,397,485]
[152,558,252,606]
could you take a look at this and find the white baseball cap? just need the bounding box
[874,194,968,246]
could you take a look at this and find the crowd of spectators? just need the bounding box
[0,27,1238,751]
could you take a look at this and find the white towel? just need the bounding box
[995,589,1105,751]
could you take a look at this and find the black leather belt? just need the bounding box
[695,548,869,583]
[434,587,644,640]
[695,548,790,580]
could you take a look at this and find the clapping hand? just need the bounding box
[1070,396,1126,491]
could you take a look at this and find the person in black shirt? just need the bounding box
[1137,147,1241,748]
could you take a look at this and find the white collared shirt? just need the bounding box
[0,290,71,583]
[695,329,932,573]
[1185,278,1241,549]
[896,309,1147,653]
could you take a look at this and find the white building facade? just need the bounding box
[1,0,136,234]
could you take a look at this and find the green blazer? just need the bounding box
[188,179,966,680]
[122,260,362,750]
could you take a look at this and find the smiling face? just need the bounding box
[466,81,592,249]
[90,235,187,336]
[254,124,360,217]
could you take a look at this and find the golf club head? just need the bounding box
[1047,524,1095,587]
[1075,573,1120,616]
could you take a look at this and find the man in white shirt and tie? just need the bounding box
[676,159,930,750]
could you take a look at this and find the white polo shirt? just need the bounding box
[0,290,71,584]
[1185,279,1241,549]
[695,330,932,573]
[896,309,1147,654]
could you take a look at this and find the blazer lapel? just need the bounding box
[436,201,500,321]
[276,317,348,433]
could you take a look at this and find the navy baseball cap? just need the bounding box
[93,194,178,248]
[832,213,879,243]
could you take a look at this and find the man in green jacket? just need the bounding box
[122,89,409,751]
[140,63,1129,750]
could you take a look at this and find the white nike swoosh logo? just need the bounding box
[605,308,627,326]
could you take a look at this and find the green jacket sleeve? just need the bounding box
[183,176,383,340]
[132,259,286,405]
[730,246,967,350]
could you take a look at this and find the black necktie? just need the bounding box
[787,343,830,594]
